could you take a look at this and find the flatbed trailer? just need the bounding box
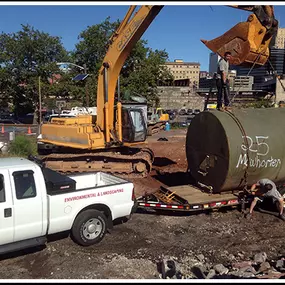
[137,184,251,213]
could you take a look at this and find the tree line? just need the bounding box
[0,17,174,120]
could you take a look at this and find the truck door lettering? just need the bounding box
[64,189,124,202]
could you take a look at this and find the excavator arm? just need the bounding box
[96,5,163,137]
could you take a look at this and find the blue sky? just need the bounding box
[1,3,285,71]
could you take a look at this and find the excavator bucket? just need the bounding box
[201,14,272,67]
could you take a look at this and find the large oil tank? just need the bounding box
[186,108,285,193]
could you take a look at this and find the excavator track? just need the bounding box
[40,147,154,178]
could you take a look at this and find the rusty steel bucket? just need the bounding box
[201,14,272,67]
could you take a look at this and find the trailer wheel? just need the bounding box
[71,209,107,246]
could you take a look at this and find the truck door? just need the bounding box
[10,169,44,242]
[0,170,14,245]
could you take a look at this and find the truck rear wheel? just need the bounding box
[71,209,107,246]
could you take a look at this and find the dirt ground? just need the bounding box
[1,128,285,280]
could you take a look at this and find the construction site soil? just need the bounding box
[1,128,285,280]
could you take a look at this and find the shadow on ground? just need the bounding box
[153,157,177,167]
[152,170,195,187]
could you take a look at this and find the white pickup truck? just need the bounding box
[0,157,137,255]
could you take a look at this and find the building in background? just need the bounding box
[199,71,210,79]
[232,47,285,91]
[273,27,285,49]
[209,52,221,76]
[162,59,200,89]
[232,76,254,91]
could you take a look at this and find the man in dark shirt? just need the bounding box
[216,51,232,111]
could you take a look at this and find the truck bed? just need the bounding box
[68,172,128,190]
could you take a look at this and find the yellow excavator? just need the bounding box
[147,107,169,136]
[39,5,278,177]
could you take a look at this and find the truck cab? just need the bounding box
[0,158,48,246]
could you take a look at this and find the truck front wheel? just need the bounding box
[71,209,107,246]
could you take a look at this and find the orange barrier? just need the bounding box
[1,126,4,134]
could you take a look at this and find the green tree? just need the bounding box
[74,17,120,75]
[120,44,174,106]
[73,18,173,107]
[0,24,70,120]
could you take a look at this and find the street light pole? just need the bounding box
[57,62,90,107]
[39,75,42,125]
[83,63,89,107]
[56,62,85,71]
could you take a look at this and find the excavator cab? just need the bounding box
[201,13,277,67]
[121,107,147,143]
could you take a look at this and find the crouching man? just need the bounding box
[246,178,285,221]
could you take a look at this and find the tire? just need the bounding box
[71,209,107,246]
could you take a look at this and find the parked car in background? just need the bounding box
[194,109,201,115]
[178,109,187,116]
[17,113,34,124]
[187,109,193,116]
[186,117,192,126]
[169,112,175,121]
[165,110,176,121]
[44,113,75,123]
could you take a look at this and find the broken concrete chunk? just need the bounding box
[237,252,244,259]
[197,254,205,262]
[228,254,235,261]
[191,266,206,279]
[239,271,256,278]
[213,264,229,275]
[276,260,284,269]
[258,261,271,273]
[232,261,252,269]
[206,269,216,279]
[239,265,257,275]
[254,252,267,264]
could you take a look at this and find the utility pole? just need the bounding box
[39,76,42,125]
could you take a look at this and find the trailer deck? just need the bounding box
[137,184,249,212]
